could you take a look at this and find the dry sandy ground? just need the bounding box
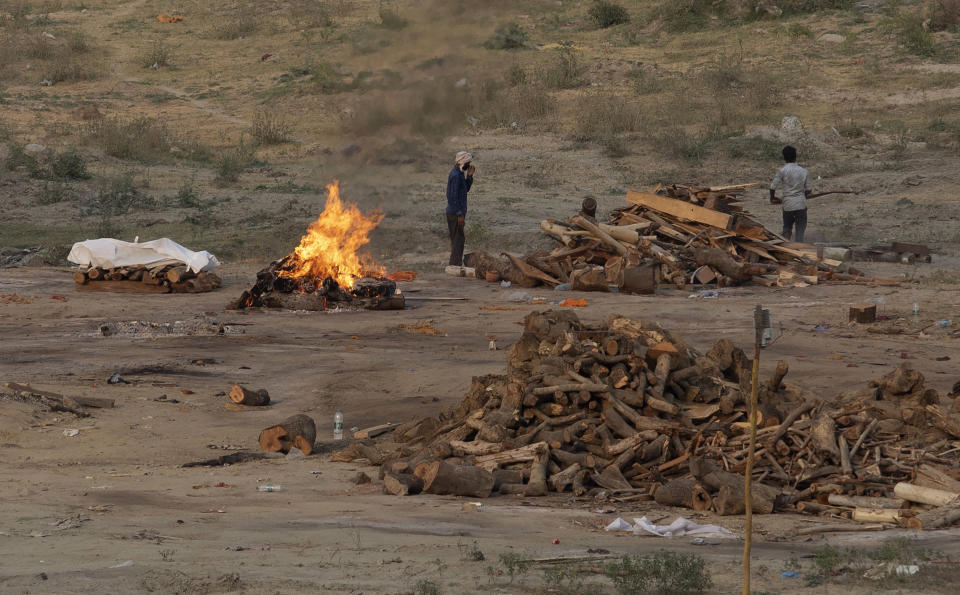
[2,264,960,594]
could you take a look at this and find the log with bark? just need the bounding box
[229,384,271,406]
[259,414,317,455]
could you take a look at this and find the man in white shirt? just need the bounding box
[769,145,812,242]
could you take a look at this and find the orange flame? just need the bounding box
[279,180,384,288]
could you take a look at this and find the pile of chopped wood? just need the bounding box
[335,310,960,529]
[73,264,221,293]
[469,184,897,292]
[232,255,404,311]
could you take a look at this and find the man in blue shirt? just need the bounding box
[445,151,475,266]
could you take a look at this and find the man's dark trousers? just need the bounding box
[446,213,465,266]
[782,208,807,242]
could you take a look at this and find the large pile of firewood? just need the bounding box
[468,184,898,292]
[335,310,960,529]
[73,264,221,293]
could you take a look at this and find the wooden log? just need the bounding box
[906,500,960,530]
[422,461,495,498]
[572,215,628,256]
[839,435,852,476]
[649,353,672,400]
[826,494,905,509]
[474,441,547,471]
[524,450,550,496]
[602,401,636,439]
[465,415,509,443]
[76,280,172,293]
[654,478,711,511]
[165,266,196,284]
[4,383,114,409]
[852,508,903,523]
[811,413,841,462]
[767,360,789,392]
[689,457,780,504]
[646,396,679,415]
[915,464,960,493]
[73,271,88,285]
[533,383,607,395]
[593,464,632,491]
[925,404,960,439]
[606,430,658,457]
[86,267,102,280]
[894,482,959,507]
[499,483,526,495]
[229,384,270,406]
[572,469,589,496]
[692,247,769,282]
[765,401,816,450]
[258,414,316,455]
[383,472,423,496]
[493,468,525,489]
[715,483,773,515]
[848,303,877,324]
[450,440,503,456]
[549,463,582,492]
[638,435,670,463]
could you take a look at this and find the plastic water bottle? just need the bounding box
[256,484,282,492]
[912,301,920,317]
[333,409,343,441]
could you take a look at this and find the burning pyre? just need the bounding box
[233,181,404,311]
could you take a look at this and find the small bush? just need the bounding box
[140,40,172,68]
[484,23,529,50]
[175,180,202,208]
[65,30,90,53]
[378,2,408,30]
[250,108,292,145]
[572,92,644,142]
[413,579,440,595]
[506,63,527,87]
[80,172,154,236]
[37,181,76,205]
[886,10,937,56]
[930,0,960,31]
[788,23,815,38]
[540,44,585,89]
[605,550,712,594]
[214,141,254,185]
[85,117,172,162]
[50,147,90,179]
[589,1,631,29]
[213,15,257,40]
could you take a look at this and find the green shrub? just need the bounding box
[213,15,257,40]
[80,172,154,236]
[250,108,292,145]
[37,181,76,205]
[214,141,254,185]
[506,63,527,87]
[140,40,172,68]
[484,22,529,50]
[572,92,644,142]
[85,117,172,162]
[378,2,408,30]
[175,180,202,208]
[589,1,630,29]
[605,550,712,594]
[891,11,937,56]
[540,44,585,89]
[788,23,815,38]
[50,147,90,179]
[930,0,960,31]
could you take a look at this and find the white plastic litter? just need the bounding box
[68,238,220,274]
[605,517,739,540]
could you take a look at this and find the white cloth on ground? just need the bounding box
[67,238,220,273]
[604,517,739,540]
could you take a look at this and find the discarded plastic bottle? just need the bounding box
[912,301,920,317]
[256,485,282,492]
[937,320,952,328]
[334,409,344,441]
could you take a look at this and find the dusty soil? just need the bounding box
[2,264,960,594]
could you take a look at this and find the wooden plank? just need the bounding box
[891,242,930,257]
[626,191,733,230]
[75,281,171,294]
[707,182,761,192]
[353,423,395,439]
[736,241,778,262]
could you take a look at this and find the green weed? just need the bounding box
[605,550,713,594]
[498,552,531,583]
[484,22,529,50]
[539,43,585,89]
[249,108,292,145]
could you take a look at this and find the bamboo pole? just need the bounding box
[743,304,762,595]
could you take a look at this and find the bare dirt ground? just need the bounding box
[2,263,960,594]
